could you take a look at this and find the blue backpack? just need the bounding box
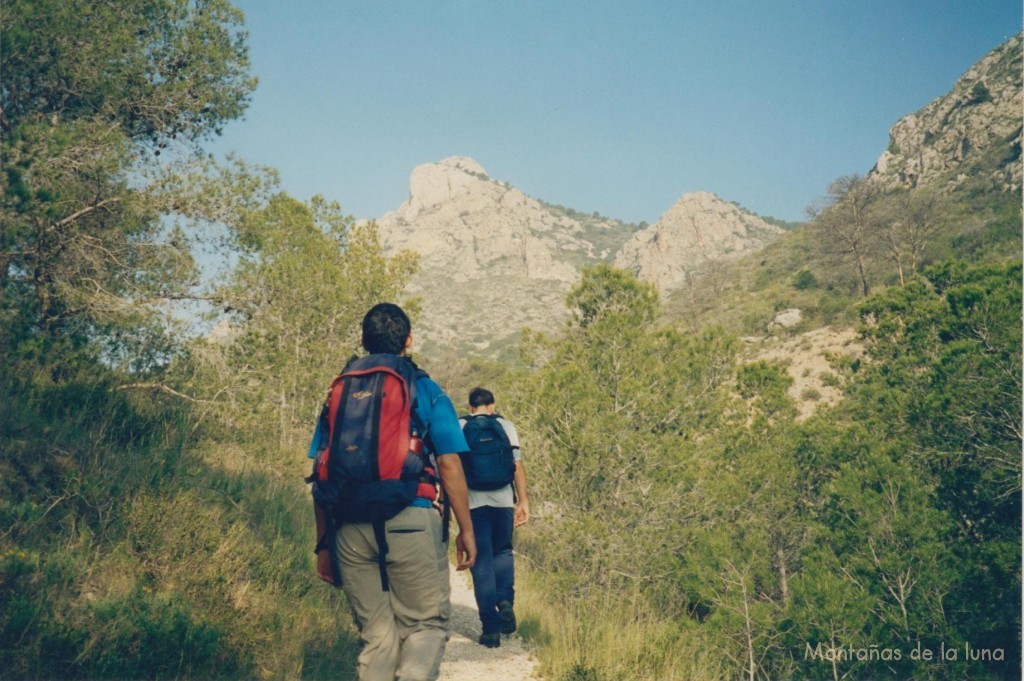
[460,414,516,491]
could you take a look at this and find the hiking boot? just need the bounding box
[478,633,501,648]
[498,600,517,635]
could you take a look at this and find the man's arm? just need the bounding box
[513,460,530,527]
[313,504,335,585]
[436,454,477,570]
[498,416,528,527]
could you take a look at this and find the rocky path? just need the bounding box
[438,567,542,681]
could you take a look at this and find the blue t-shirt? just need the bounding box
[413,375,470,457]
[306,373,468,459]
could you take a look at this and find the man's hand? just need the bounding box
[316,550,336,585]
[514,502,530,528]
[455,530,477,570]
[313,506,339,586]
[513,460,529,528]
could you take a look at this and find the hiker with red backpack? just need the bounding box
[459,388,530,648]
[307,303,476,681]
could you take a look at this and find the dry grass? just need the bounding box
[514,566,728,681]
[748,326,865,420]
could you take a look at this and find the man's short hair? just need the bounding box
[362,303,411,355]
[468,387,495,408]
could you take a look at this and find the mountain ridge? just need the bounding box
[373,157,778,354]
[869,34,1022,192]
[369,34,1021,358]
[614,191,784,292]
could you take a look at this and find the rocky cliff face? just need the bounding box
[870,34,1022,192]
[374,157,635,353]
[373,159,779,355]
[613,192,784,293]
[377,157,611,284]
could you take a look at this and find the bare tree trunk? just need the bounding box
[885,223,908,286]
[741,576,757,681]
[777,548,790,603]
[856,252,870,297]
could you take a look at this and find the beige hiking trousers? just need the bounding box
[337,505,451,681]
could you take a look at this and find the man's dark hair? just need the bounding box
[468,387,495,408]
[362,303,411,355]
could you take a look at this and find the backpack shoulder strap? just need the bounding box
[484,413,511,442]
[404,360,428,436]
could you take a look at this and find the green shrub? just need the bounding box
[561,664,603,681]
[85,589,241,679]
[969,80,993,104]
[792,269,818,290]
[819,372,842,388]
[800,387,821,401]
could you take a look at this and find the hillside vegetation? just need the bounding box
[664,170,1021,339]
[494,259,1020,681]
[416,35,1024,681]
[0,2,375,677]
[1,4,1020,681]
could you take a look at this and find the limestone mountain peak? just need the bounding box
[373,158,637,353]
[372,161,786,354]
[377,157,590,284]
[405,156,492,213]
[614,191,784,293]
[869,33,1022,192]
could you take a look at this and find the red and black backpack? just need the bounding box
[308,353,437,589]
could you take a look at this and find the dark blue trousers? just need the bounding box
[468,505,515,635]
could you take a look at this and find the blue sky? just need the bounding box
[210,1,1021,224]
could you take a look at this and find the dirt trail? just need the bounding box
[438,567,542,681]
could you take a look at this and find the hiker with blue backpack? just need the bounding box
[307,303,476,681]
[459,388,530,648]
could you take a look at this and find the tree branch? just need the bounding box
[48,197,123,232]
[116,382,214,403]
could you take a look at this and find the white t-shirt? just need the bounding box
[458,414,521,510]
